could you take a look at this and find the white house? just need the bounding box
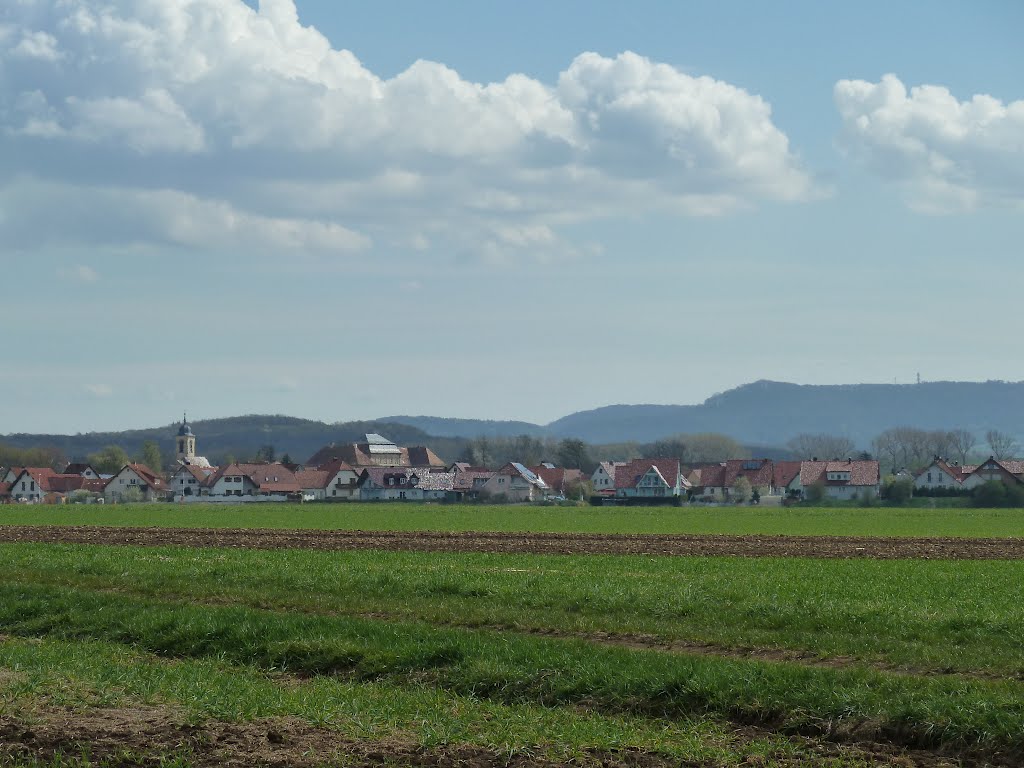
[913,458,975,491]
[206,463,300,499]
[591,461,625,494]
[103,463,165,502]
[614,459,690,498]
[359,468,455,501]
[317,459,361,500]
[961,457,1024,490]
[169,463,216,498]
[797,460,880,500]
[478,462,549,502]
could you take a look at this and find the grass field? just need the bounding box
[2,501,1024,537]
[1,540,1024,765]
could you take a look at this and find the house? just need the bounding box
[480,462,549,502]
[913,458,976,491]
[169,463,216,498]
[614,459,690,498]
[695,459,774,499]
[772,461,803,496]
[316,458,361,500]
[294,470,331,500]
[450,465,493,501]
[591,461,625,494]
[796,460,881,500]
[103,463,165,502]
[6,468,60,502]
[961,457,1024,490]
[306,434,445,469]
[206,463,301,499]
[358,468,455,501]
[529,465,585,498]
[63,463,101,479]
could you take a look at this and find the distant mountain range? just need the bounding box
[382,379,1024,447]
[3,380,1022,463]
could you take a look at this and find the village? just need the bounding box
[2,417,1020,507]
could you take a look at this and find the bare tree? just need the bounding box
[948,429,976,465]
[986,429,1018,460]
[787,433,856,460]
[872,430,900,472]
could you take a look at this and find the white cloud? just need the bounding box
[10,30,61,61]
[835,74,1024,212]
[85,383,112,398]
[0,0,816,263]
[56,264,98,283]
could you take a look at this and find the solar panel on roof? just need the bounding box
[365,433,396,445]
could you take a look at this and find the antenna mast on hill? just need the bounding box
[916,372,921,385]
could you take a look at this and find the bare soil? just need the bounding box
[0,526,1023,559]
[0,704,975,767]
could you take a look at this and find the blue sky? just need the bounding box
[1,1,1022,433]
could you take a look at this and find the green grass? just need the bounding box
[3,501,1024,536]
[2,543,1023,676]
[0,636,795,766]
[2,581,1023,758]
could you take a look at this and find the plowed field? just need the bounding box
[2,524,1023,558]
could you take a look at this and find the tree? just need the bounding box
[787,433,856,460]
[731,476,752,503]
[949,429,976,465]
[255,444,276,463]
[685,433,748,463]
[281,453,293,465]
[119,486,144,504]
[804,479,826,504]
[644,436,690,462]
[986,430,1018,460]
[137,440,162,472]
[881,476,913,505]
[510,434,545,467]
[88,445,129,474]
[973,479,1007,508]
[556,439,592,472]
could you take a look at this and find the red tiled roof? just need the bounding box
[315,458,357,476]
[614,459,686,490]
[772,461,803,489]
[452,470,493,492]
[294,470,331,490]
[529,466,584,494]
[800,460,879,487]
[121,463,164,488]
[694,463,726,489]
[209,463,301,493]
[723,459,774,488]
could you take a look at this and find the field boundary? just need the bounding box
[2,525,1024,558]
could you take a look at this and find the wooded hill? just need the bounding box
[385,379,1024,447]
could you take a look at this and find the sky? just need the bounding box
[1,0,1023,434]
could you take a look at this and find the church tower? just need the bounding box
[176,413,197,464]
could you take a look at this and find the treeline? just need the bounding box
[458,432,751,473]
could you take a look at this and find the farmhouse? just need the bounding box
[306,434,445,469]
[358,468,455,501]
[961,457,1024,490]
[205,463,300,499]
[614,459,690,498]
[480,462,549,502]
[103,463,165,502]
[796,460,880,500]
[913,458,976,491]
[591,461,625,494]
[169,463,216,498]
[316,458,361,500]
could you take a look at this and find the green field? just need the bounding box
[3,501,1024,537]
[1,540,1023,766]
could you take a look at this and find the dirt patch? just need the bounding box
[1,526,1024,560]
[0,704,978,768]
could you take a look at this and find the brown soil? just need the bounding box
[0,704,975,767]
[0,526,1023,559]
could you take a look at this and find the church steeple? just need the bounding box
[176,413,196,464]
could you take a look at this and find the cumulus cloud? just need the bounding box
[0,0,816,262]
[835,74,1024,212]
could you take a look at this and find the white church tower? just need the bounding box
[176,413,197,464]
